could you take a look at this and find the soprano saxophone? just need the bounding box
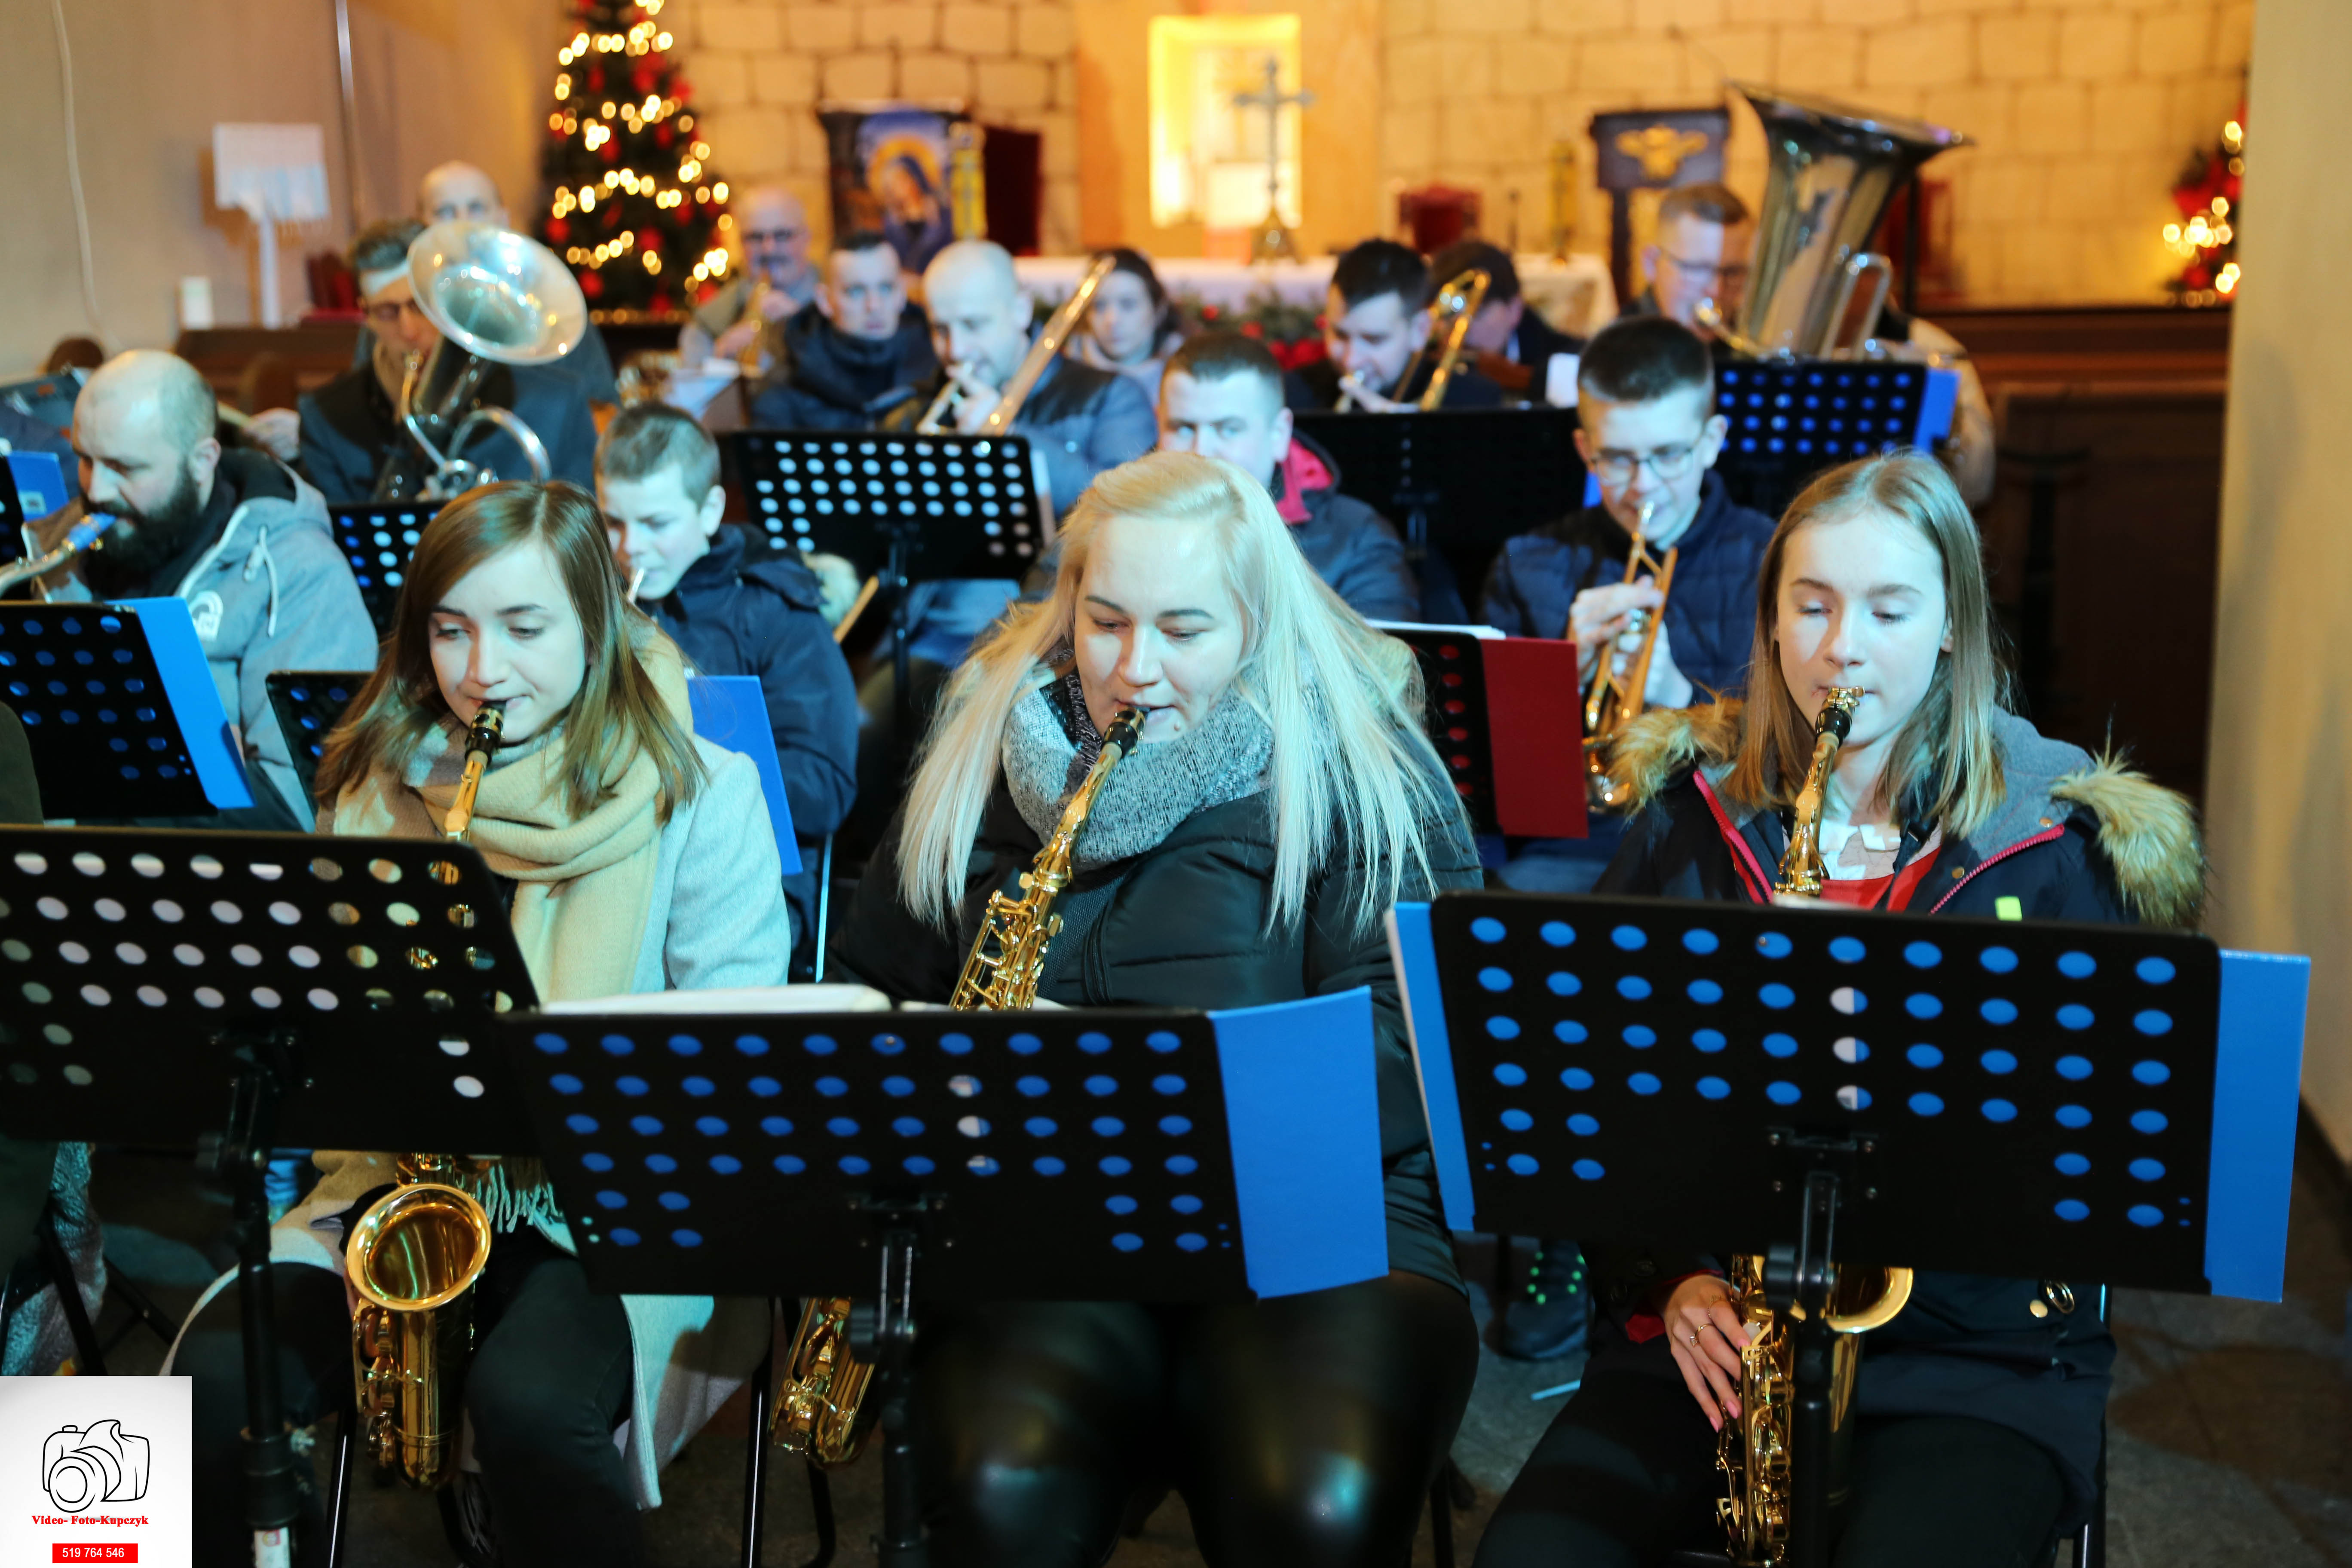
[771,702,1147,1465]
[345,701,505,1487]
[1716,685,1913,1564]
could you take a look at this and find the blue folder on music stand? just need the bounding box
[687,673,800,875]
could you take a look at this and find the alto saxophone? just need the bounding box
[770,702,1147,1464]
[346,701,505,1487]
[1716,685,1912,1564]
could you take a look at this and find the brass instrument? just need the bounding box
[772,703,1147,1461]
[346,700,505,1486]
[1580,501,1677,809]
[1717,1254,1914,1565]
[917,255,1118,437]
[1344,268,1491,413]
[1714,684,1908,1564]
[374,222,588,502]
[0,513,113,600]
[1772,686,1860,897]
[1695,86,1966,360]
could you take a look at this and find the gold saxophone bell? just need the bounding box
[1580,500,1678,809]
[346,1158,495,1488]
[773,701,1148,1448]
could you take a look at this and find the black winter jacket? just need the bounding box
[297,361,599,505]
[1584,698,2205,1527]
[1270,431,1417,622]
[830,747,1485,1289]
[747,300,938,432]
[1479,471,1776,701]
[641,526,860,960]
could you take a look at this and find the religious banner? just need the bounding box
[818,102,968,276]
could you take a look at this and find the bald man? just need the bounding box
[22,352,376,826]
[408,161,618,402]
[680,185,819,371]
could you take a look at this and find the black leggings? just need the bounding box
[916,1269,1479,1568]
[1473,1338,2067,1568]
[179,1230,640,1568]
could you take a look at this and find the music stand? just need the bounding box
[1293,408,1585,620]
[265,671,365,812]
[1390,891,2307,1566]
[1710,360,1960,521]
[0,827,539,1566]
[0,598,254,818]
[328,501,435,634]
[1373,622,1586,843]
[501,989,1392,1566]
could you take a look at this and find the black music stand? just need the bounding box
[266,671,366,811]
[0,828,539,1565]
[725,430,1051,736]
[0,598,254,818]
[503,992,1391,1566]
[1392,891,2305,1567]
[1711,360,1958,521]
[328,501,435,634]
[1293,408,1585,622]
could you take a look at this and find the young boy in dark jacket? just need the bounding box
[596,404,858,975]
[1477,315,1779,1363]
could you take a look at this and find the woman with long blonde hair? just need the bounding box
[177,483,789,1568]
[832,449,1483,1565]
[1474,451,2203,1568]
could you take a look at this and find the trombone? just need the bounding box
[916,254,1118,435]
[1335,267,1489,412]
[1580,499,1676,808]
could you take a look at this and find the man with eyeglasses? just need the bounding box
[1475,313,1777,1368]
[680,186,821,373]
[1624,183,1753,337]
[297,219,599,503]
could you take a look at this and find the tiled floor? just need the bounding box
[65,1150,2352,1565]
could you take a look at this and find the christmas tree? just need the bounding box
[2161,107,2243,307]
[537,0,733,315]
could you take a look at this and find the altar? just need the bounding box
[1011,253,1618,342]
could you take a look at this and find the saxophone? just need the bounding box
[346,701,504,1487]
[770,702,1147,1464]
[1717,685,1912,1563]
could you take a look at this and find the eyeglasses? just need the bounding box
[742,227,805,246]
[1658,253,1750,287]
[1590,441,1704,484]
[363,300,428,328]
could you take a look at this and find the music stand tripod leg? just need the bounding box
[1775,1168,1844,1568]
[211,1029,307,1568]
[867,1217,927,1567]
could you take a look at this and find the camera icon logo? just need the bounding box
[42,1422,149,1511]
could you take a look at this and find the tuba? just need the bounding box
[346,701,505,1488]
[1580,499,1675,809]
[373,223,589,502]
[1715,685,1914,1564]
[772,702,1147,1462]
[1697,85,1966,360]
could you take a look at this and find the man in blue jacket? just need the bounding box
[597,404,858,976]
[747,231,938,432]
[1477,315,1776,1363]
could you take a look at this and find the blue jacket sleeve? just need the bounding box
[1480,542,1530,636]
[1084,375,1160,479]
[753,601,860,839]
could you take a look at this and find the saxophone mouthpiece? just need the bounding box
[1818,686,1862,742]
[1103,706,1145,756]
[466,700,507,757]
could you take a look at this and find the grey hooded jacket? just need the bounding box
[29,450,379,821]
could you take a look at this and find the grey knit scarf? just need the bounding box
[1002,671,1271,868]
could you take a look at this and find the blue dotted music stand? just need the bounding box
[328,501,435,634]
[0,598,256,818]
[725,431,1050,582]
[265,670,366,812]
[1712,360,1960,521]
[0,825,542,1565]
[502,990,1393,1567]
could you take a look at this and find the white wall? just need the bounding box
[0,0,561,375]
[2205,0,2352,1154]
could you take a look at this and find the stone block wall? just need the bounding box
[664,0,1081,255]
[1383,0,2253,303]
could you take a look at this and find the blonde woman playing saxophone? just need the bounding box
[830,450,1484,1566]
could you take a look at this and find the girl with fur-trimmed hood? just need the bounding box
[1474,451,2203,1568]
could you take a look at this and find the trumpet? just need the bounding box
[1580,500,1677,808]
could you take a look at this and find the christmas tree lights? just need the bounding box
[536,0,734,315]
[2161,109,2244,307]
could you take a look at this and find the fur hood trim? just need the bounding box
[1604,699,2206,928]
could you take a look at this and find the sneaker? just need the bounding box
[1494,1240,1589,1361]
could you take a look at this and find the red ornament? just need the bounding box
[547,217,572,243]
[655,124,675,148]
[600,139,619,164]
[637,227,661,250]
[632,62,655,93]
[587,66,605,93]
[580,270,605,300]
